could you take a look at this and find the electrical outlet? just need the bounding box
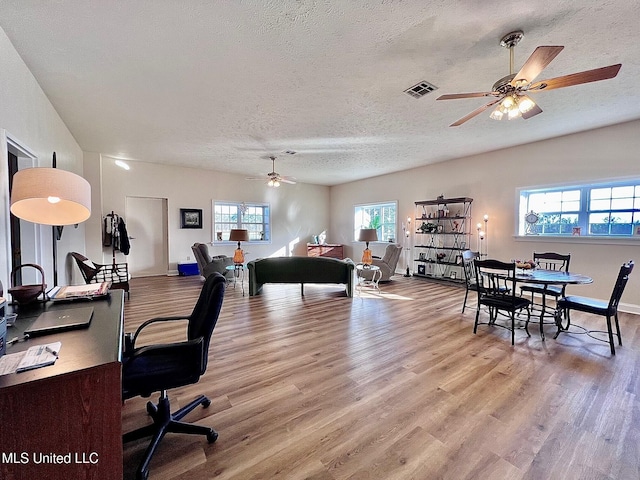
[187,255,190,261]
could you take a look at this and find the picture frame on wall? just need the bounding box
[180,208,202,229]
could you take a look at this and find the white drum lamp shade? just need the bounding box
[10,167,91,225]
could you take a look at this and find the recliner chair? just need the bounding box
[122,272,226,480]
[359,243,403,282]
[192,242,233,280]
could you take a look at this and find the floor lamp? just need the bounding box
[10,156,91,287]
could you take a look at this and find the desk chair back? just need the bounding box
[188,272,227,374]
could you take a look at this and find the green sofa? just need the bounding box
[247,256,355,297]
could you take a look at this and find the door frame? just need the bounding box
[0,130,43,290]
[124,196,169,277]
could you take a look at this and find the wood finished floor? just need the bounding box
[122,274,640,480]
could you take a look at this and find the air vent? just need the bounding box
[404,81,438,99]
[283,150,297,155]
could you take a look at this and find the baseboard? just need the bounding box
[619,302,640,315]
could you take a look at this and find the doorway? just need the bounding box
[1,133,40,289]
[125,196,168,277]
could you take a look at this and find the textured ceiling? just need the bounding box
[0,1,639,186]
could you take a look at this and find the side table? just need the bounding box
[225,264,246,296]
[356,264,382,295]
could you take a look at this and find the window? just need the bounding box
[213,201,270,243]
[519,180,640,237]
[354,201,397,242]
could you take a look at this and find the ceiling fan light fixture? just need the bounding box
[489,108,504,120]
[518,95,536,114]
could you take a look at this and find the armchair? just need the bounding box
[358,244,403,282]
[70,252,130,298]
[192,242,233,280]
[122,272,226,480]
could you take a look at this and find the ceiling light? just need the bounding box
[518,95,536,113]
[115,160,130,170]
[490,94,537,121]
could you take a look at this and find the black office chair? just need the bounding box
[122,273,226,480]
[555,261,634,355]
[474,259,531,345]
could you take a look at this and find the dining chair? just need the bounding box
[474,259,531,345]
[520,252,571,301]
[555,260,634,355]
[461,250,479,313]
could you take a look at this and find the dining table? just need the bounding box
[514,268,593,339]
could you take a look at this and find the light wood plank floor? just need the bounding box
[122,274,640,480]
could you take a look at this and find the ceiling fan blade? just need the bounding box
[522,104,543,119]
[280,178,297,185]
[449,98,502,127]
[529,64,621,91]
[511,46,564,86]
[245,176,266,181]
[437,92,495,100]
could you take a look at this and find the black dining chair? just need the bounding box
[555,261,634,355]
[122,273,226,480]
[474,259,531,345]
[461,250,480,313]
[520,252,571,302]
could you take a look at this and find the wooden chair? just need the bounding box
[555,261,634,355]
[474,259,531,345]
[71,252,130,299]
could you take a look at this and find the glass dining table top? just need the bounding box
[514,269,593,285]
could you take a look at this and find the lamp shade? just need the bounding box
[357,228,378,243]
[10,167,91,225]
[229,229,249,242]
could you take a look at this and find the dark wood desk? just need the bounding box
[0,291,124,480]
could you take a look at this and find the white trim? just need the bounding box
[0,130,40,292]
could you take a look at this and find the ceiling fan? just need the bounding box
[245,156,297,187]
[436,30,622,127]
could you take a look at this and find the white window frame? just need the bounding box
[517,179,640,240]
[212,201,271,244]
[353,201,398,243]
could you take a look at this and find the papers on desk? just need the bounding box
[0,341,61,375]
[50,282,109,301]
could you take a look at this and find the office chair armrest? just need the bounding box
[131,315,190,347]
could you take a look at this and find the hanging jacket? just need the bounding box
[118,217,131,255]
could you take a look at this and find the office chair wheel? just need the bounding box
[206,429,219,443]
[146,401,158,416]
[202,398,211,408]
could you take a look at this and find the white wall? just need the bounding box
[96,155,330,274]
[331,120,640,311]
[0,27,87,290]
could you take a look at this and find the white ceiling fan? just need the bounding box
[245,156,297,187]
